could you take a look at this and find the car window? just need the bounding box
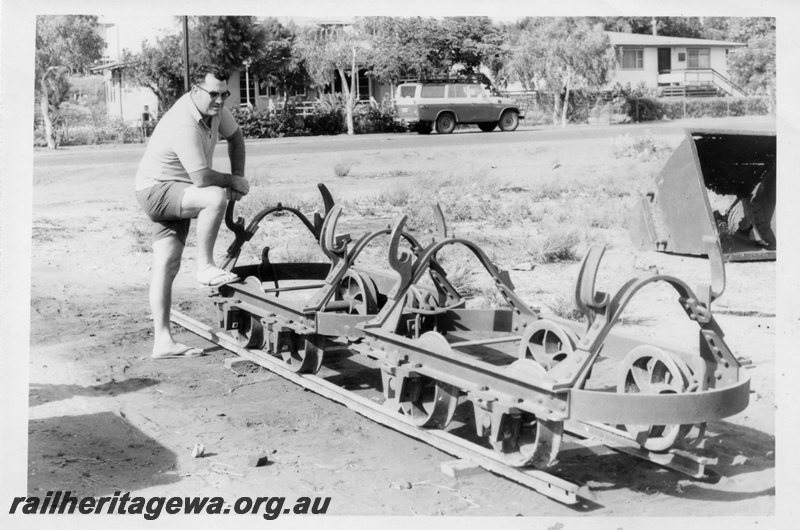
[467,85,486,98]
[448,85,468,98]
[398,86,417,98]
[421,85,445,98]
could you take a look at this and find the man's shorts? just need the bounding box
[136,180,192,245]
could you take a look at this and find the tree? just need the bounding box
[439,17,506,75]
[124,16,268,113]
[248,18,307,102]
[35,15,105,149]
[122,34,185,114]
[587,16,703,38]
[189,16,266,74]
[508,18,615,127]
[359,17,507,85]
[296,24,371,135]
[721,18,775,97]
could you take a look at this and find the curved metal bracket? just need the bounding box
[317,183,335,215]
[221,200,251,270]
[703,235,726,303]
[552,269,728,391]
[224,200,246,237]
[319,204,347,261]
[387,215,414,299]
[432,203,447,242]
[574,245,610,326]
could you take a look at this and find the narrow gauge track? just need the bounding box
[171,309,716,507]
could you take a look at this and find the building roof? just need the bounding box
[90,61,134,73]
[605,31,744,48]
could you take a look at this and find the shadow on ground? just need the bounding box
[28,411,179,497]
[29,378,160,406]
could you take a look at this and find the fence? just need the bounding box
[510,94,773,126]
[627,95,773,122]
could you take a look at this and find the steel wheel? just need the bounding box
[436,113,456,134]
[489,360,562,467]
[397,332,461,428]
[233,277,266,349]
[499,110,519,132]
[518,320,579,370]
[617,345,690,452]
[490,412,563,468]
[279,333,324,374]
[334,270,378,315]
[234,312,265,349]
[400,376,459,429]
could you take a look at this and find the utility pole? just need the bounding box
[182,16,190,93]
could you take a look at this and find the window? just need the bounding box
[448,84,468,98]
[357,69,370,101]
[466,85,486,98]
[687,48,710,68]
[421,85,445,98]
[398,86,417,98]
[239,74,257,106]
[288,84,306,98]
[620,47,644,69]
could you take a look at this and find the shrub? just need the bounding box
[611,130,665,159]
[333,161,352,178]
[52,109,145,146]
[305,107,346,136]
[354,104,407,134]
[624,95,774,122]
[544,294,585,321]
[527,228,584,264]
[626,97,666,122]
[229,106,308,139]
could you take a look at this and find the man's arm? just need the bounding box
[227,128,246,177]
[188,167,237,188]
[188,129,248,195]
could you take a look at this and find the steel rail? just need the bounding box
[170,309,582,505]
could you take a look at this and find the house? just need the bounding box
[92,18,159,122]
[89,62,159,122]
[93,16,392,121]
[231,18,392,113]
[232,63,392,114]
[605,31,747,97]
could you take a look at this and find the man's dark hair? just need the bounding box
[191,65,229,85]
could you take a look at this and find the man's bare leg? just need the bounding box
[150,235,199,357]
[181,185,228,272]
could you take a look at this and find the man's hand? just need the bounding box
[226,188,245,202]
[231,175,250,197]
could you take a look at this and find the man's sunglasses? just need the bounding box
[194,85,231,101]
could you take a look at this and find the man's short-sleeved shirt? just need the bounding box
[135,92,239,191]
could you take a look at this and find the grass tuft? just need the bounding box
[527,228,585,264]
[611,130,667,159]
[333,161,353,178]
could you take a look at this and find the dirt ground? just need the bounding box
[24,119,775,522]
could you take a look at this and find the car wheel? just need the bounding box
[415,122,432,135]
[478,122,498,132]
[499,111,519,132]
[436,113,456,134]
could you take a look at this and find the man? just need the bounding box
[135,64,250,359]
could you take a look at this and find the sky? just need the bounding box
[96,15,179,60]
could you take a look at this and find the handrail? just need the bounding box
[659,68,748,97]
